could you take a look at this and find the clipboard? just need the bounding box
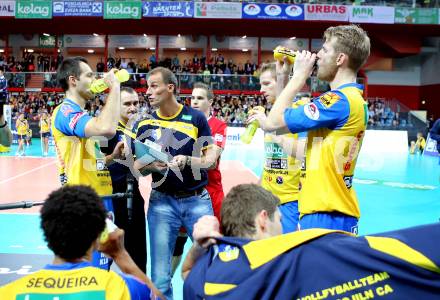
[134,139,169,164]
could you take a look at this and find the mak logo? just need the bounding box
[352,7,373,17]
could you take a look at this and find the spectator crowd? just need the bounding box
[8,92,419,130]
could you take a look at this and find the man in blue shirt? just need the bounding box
[183,184,440,299]
[101,87,147,273]
[134,67,217,299]
[0,185,162,299]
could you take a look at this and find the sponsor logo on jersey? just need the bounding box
[304,103,320,120]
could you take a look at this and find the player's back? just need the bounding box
[0,261,150,300]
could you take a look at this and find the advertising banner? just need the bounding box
[261,37,309,51]
[52,1,103,17]
[242,3,304,20]
[395,8,438,24]
[104,0,142,19]
[194,2,242,19]
[423,134,439,157]
[109,35,155,48]
[304,4,348,21]
[349,6,394,24]
[15,0,52,19]
[64,35,105,47]
[142,1,193,18]
[39,35,64,48]
[0,1,15,17]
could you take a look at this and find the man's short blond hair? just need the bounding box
[324,25,370,72]
[259,62,276,79]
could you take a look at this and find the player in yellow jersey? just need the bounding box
[410,132,426,154]
[15,112,28,156]
[247,62,306,233]
[39,110,51,156]
[0,185,162,300]
[265,25,371,233]
[51,56,121,269]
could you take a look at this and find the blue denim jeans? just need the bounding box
[148,189,213,300]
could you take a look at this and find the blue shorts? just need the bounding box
[91,196,114,270]
[41,132,51,138]
[279,201,299,234]
[299,212,359,234]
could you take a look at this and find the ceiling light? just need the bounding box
[143,34,147,37]
[242,35,247,39]
[149,47,155,50]
[87,49,94,53]
[242,49,248,52]
[290,36,296,40]
[118,47,125,50]
[27,49,34,53]
[211,48,218,52]
[93,33,99,37]
[43,33,50,37]
[177,34,181,37]
[180,47,186,51]
[0,49,4,53]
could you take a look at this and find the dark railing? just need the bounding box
[5,72,366,95]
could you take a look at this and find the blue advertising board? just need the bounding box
[242,2,304,20]
[53,1,103,17]
[142,1,193,18]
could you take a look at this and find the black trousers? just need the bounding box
[111,178,147,273]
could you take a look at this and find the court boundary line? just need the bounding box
[0,160,56,185]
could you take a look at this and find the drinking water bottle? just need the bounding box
[90,69,130,94]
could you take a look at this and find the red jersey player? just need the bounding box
[191,82,227,220]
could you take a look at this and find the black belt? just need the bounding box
[167,187,205,199]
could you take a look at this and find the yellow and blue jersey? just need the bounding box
[284,83,367,218]
[51,99,112,196]
[261,132,301,205]
[184,223,440,300]
[135,105,213,194]
[101,120,136,184]
[261,101,307,205]
[0,261,151,300]
[16,119,28,135]
[40,117,50,133]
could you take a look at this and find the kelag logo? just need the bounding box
[16,1,52,19]
[243,3,260,15]
[264,4,281,16]
[104,1,141,19]
[285,5,302,17]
